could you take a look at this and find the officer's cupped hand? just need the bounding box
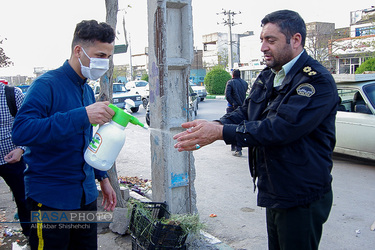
[173,119,223,151]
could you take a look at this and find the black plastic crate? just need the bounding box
[129,202,187,250]
[131,235,187,250]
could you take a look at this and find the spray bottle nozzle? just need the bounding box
[108,104,146,128]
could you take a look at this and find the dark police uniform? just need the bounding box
[219,51,339,249]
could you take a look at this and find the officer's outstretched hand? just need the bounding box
[173,119,223,151]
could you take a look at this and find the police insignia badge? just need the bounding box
[303,66,317,76]
[297,83,315,97]
[255,79,264,85]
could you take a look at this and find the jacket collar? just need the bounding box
[62,60,87,86]
[275,50,309,92]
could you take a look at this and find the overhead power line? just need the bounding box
[217,9,242,70]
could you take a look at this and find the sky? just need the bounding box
[0,0,374,77]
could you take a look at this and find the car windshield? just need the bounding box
[136,81,148,87]
[113,84,127,93]
[363,83,375,109]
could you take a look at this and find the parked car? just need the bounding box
[17,85,30,95]
[145,85,198,126]
[189,85,198,119]
[145,103,150,126]
[125,80,149,109]
[93,82,142,113]
[190,83,207,101]
[334,74,375,160]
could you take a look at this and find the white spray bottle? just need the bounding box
[84,103,147,171]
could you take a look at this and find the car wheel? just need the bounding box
[142,98,148,109]
[146,114,150,126]
[130,107,139,113]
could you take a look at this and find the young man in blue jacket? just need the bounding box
[174,10,339,250]
[12,20,117,250]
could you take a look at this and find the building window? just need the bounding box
[338,57,360,74]
[355,26,375,37]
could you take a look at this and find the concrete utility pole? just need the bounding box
[147,0,197,214]
[217,9,241,70]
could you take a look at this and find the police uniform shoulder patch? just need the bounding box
[297,83,315,97]
[303,66,317,76]
[254,78,264,86]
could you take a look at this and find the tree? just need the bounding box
[0,38,13,68]
[355,57,375,73]
[113,65,128,81]
[204,65,231,95]
[99,0,128,208]
[217,47,228,68]
[141,73,148,82]
[305,28,339,70]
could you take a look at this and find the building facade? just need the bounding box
[202,32,241,69]
[190,49,206,85]
[331,7,375,74]
[202,6,375,81]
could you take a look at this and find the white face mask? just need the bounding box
[78,47,109,80]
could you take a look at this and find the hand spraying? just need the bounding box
[84,104,147,171]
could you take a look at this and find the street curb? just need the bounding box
[206,95,225,100]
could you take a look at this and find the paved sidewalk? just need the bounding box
[0,177,232,250]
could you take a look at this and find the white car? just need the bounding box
[125,80,149,108]
[190,83,207,101]
[334,74,375,160]
[93,82,142,113]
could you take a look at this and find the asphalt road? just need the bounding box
[118,98,375,250]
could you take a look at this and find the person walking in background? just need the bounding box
[0,82,30,238]
[224,69,248,157]
[174,10,339,250]
[12,20,117,250]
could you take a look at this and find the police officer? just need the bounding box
[174,10,339,250]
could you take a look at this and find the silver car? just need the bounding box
[334,74,375,160]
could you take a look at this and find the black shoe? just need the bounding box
[233,151,242,157]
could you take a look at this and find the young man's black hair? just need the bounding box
[72,20,115,49]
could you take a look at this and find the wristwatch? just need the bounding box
[97,173,109,182]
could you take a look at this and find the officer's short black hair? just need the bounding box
[71,20,115,49]
[261,10,306,47]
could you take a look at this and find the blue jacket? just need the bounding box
[12,60,106,210]
[220,51,339,208]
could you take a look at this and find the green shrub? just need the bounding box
[355,58,375,74]
[141,73,149,82]
[204,66,231,95]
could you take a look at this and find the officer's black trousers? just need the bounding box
[266,190,333,250]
